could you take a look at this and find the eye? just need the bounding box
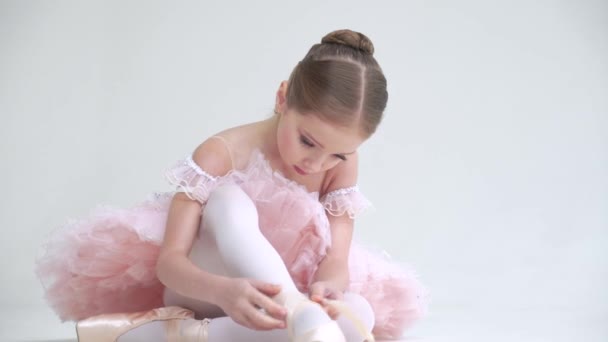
[334,154,347,161]
[300,136,314,147]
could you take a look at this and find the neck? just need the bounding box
[260,115,295,178]
[260,115,280,159]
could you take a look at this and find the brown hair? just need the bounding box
[286,29,388,137]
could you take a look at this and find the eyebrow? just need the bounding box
[301,129,356,155]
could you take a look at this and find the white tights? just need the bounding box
[119,184,374,341]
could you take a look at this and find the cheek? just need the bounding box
[323,158,342,171]
[276,128,297,158]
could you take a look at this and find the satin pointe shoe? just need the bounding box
[76,306,211,342]
[325,299,375,342]
[291,318,345,342]
[281,294,346,342]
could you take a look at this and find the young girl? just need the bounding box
[36,29,427,341]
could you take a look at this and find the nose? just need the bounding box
[302,153,324,173]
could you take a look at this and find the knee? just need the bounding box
[202,184,258,234]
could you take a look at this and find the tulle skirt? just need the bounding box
[36,192,427,339]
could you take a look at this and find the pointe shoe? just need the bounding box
[76,306,211,342]
[281,293,346,342]
[291,318,346,342]
[324,299,375,342]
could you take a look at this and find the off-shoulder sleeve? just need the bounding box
[320,185,373,219]
[165,155,220,204]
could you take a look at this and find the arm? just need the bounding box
[156,193,228,303]
[156,138,233,304]
[310,152,359,302]
[312,213,353,292]
[156,138,286,330]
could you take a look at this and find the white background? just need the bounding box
[1,0,606,341]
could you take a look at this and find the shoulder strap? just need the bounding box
[209,135,235,169]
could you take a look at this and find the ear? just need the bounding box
[274,81,288,114]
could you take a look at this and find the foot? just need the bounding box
[278,292,346,342]
[325,299,375,342]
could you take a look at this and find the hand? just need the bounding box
[216,277,287,330]
[309,281,344,320]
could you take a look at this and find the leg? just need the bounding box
[120,185,334,341]
[194,184,334,336]
[196,187,376,341]
[81,295,375,342]
[199,183,299,289]
[163,183,300,315]
[207,293,375,342]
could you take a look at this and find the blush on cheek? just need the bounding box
[325,160,341,171]
[277,132,290,147]
[278,132,291,149]
[276,127,294,160]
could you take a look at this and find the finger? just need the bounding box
[327,305,340,320]
[245,307,286,330]
[251,280,282,297]
[311,294,324,303]
[253,291,287,320]
[325,289,343,300]
[325,299,347,320]
[309,283,325,303]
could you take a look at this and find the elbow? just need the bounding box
[155,253,167,286]
[155,250,174,286]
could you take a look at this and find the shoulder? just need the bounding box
[191,120,266,176]
[321,151,359,196]
[191,136,233,177]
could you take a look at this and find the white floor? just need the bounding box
[3,304,606,342]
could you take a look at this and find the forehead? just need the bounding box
[291,110,365,152]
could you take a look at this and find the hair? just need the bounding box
[286,29,388,137]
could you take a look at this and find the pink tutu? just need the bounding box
[36,149,427,339]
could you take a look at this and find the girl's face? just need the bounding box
[275,108,365,176]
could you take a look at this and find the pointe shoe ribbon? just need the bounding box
[285,297,345,342]
[325,299,375,342]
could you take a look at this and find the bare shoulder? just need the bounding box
[191,136,233,177]
[215,120,265,144]
[191,121,265,177]
[321,152,360,196]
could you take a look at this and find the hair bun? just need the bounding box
[321,29,375,55]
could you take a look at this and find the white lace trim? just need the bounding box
[320,185,372,219]
[165,152,372,219]
[184,156,218,181]
[323,185,360,199]
[165,156,219,204]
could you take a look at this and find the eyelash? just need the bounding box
[300,136,314,147]
[299,136,347,161]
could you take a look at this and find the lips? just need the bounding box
[293,165,308,175]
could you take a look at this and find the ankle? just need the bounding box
[174,318,211,342]
[274,290,306,308]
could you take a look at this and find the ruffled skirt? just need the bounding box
[36,193,427,339]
